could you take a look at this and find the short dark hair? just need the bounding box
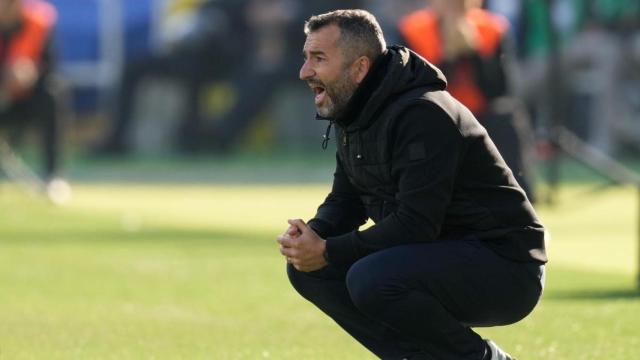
[304,9,386,63]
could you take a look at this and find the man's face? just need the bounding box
[300,24,359,118]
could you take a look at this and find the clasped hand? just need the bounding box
[277,219,327,272]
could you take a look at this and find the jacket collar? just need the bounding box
[315,46,448,131]
[315,50,389,127]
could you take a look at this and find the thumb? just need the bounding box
[287,218,308,234]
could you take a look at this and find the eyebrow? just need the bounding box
[303,50,327,58]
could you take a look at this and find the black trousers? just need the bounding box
[287,239,545,360]
[0,78,61,178]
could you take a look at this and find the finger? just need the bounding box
[285,225,301,236]
[280,245,296,257]
[280,247,295,257]
[277,234,294,247]
[286,220,300,234]
[287,218,308,234]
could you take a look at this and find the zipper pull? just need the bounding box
[321,121,333,150]
[342,133,348,146]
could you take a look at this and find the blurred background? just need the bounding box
[1,1,640,359]
[0,0,638,190]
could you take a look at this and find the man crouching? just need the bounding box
[278,9,546,360]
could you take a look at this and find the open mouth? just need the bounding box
[309,83,327,105]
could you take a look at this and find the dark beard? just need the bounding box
[324,68,359,119]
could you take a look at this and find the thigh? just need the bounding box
[286,263,419,357]
[348,240,543,327]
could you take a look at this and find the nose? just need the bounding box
[299,60,314,81]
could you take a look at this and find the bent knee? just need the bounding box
[286,263,305,294]
[286,263,329,301]
[346,260,393,316]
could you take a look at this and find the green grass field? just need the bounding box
[0,181,639,359]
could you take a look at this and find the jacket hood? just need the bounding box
[331,45,447,129]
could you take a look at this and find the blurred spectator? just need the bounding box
[0,0,63,181]
[202,0,370,152]
[561,0,640,154]
[199,0,299,152]
[398,0,537,202]
[485,0,640,157]
[93,0,248,155]
[93,0,375,156]
[563,8,620,154]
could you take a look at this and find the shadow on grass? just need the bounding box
[546,287,640,301]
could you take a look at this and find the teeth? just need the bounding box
[309,82,324,91]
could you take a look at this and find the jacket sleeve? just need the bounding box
[307,154,368,246]
[324,102,467,264]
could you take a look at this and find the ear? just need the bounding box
[352,56,371,85]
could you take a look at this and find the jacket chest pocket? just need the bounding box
[345,135,388,166]
[341,135,393,189]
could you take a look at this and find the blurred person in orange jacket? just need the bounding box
[0,0,63,183]
[398,0,537,203]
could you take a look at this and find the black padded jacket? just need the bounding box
[308,46,547,265]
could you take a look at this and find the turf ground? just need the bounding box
[0,179,639,359]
